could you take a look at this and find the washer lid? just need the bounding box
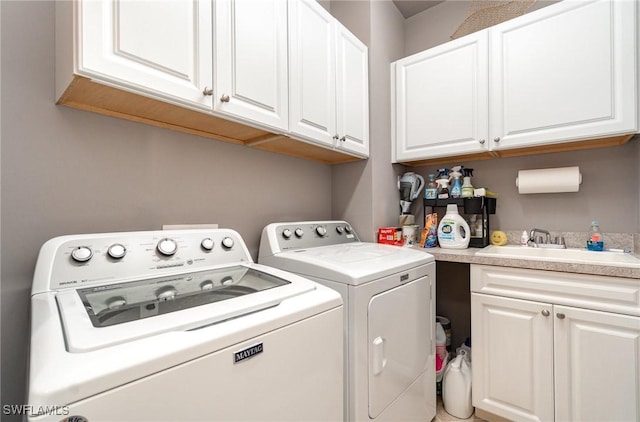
[263,243,434,285]
[55,264,316,352]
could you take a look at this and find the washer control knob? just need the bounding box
[316,226,327,237]
[282,228,292,239]
[201,237,214,251]
[157,238,178,256]
[106,296,127,310]
[200,280,214,291]
[336,226,344,234]
[107,243,126,259]
[294,228,304,238]
[221,237,234,249]
[71,246,93,263]
[156,286,177,301]
[344,225,352,234]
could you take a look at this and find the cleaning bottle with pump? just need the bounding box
[437,204,471,249]
[587,221,604,251]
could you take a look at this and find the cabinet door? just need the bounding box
[490,0,638,150]
[335,23,369,157]
[214,0,288,131]
[471,293,554,422]
[393,31,489,162]
[80,0,212,110]
[554,305,640,422]
[288,0,337,147]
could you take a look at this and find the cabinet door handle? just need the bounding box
[340,136,346,142]
[556,312,566,319]
[541,309,550,317]
[479,139,486,145]
[202,87,213,96]
[333,134,339,141]
[220,94,230,103]
[494,137,501,143]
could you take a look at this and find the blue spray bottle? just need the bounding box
[450,166,463,199]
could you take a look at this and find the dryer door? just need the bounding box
[368,275,431,418]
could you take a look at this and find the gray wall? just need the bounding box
[330,0,408,241]
[404,0,560,56]
[0,1,334,411]
[415,142,639,233]
[329,1,376,241]
[370,1,407,233]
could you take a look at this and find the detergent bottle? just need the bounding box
[437,204,470,249]
[442,350,473,419]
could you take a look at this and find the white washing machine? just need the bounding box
[27,228,343,422]
[259,221,436,422]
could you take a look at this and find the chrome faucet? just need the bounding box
[528,228,565,248]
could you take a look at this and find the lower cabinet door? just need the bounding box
[471,293,554,422]
[554,305,640,422]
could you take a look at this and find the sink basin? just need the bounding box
[476,245,640,268]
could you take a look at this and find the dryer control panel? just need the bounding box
[260,221,360,253]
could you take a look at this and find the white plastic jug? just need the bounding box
[442,350,473,419]
[437,204,470,249]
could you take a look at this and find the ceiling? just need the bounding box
[392,0,445,19]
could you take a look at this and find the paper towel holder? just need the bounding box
[515,166,582,194]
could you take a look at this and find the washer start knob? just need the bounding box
[157,238,178,256]
[107,243,126,259]
[201,237,214,251]
[221,237,234,249]
[316,226,327,237]
[71,246,93,263]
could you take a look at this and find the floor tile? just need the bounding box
[435,397,487,422]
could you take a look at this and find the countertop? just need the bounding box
[418,246,640,280]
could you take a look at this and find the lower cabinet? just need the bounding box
[471,265,640,422]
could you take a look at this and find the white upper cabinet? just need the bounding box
[288,0,337,146]
[335,23,370,157]
[79,0,213,110]
[490,0,638,151]
[214,0,289,131]
[392,0,638,164]
[393,31,489,162]
[57,0,369,164]
[289,0,369,157]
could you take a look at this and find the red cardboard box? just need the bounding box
[378,227,402,245]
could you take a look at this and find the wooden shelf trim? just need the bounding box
[58,75,363,164]
[400,134,634,167]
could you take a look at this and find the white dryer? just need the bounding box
[259,221,436,422]
[27,228,343,422]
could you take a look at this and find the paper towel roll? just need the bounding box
[516,166,582,194]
